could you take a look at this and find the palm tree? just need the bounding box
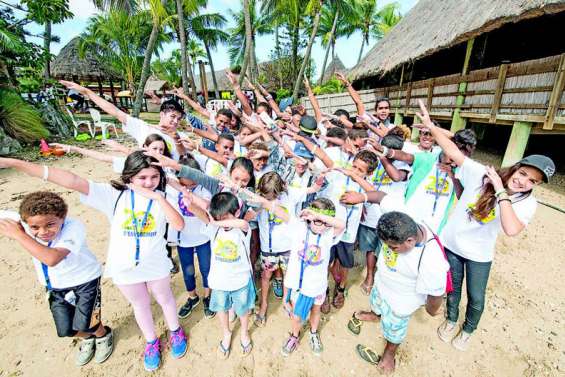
[355,1,401,64]
[190,13,229,98]
[21,0,73,80]
[291,0,322,102]
[318,0,358,84]
[186,39,206,86]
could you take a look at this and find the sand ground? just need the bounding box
[0,151,563,377]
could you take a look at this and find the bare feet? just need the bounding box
[355,310,379,322]
[377,354,395,374]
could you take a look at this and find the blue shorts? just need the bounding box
[370,285,411,344]
[358,224,381,254]
[210,277,256,317]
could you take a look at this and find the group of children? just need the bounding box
[0,72,555,374]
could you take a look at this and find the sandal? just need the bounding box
[254,313,267,327]
[241,340,253,356]
[321,288,331,314]
[332,286,346,309]
[218,340,231,360]
[281,333,300,357]
[347,313,362,335]
[355,344,381,366]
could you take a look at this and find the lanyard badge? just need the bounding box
[130,190,154,266]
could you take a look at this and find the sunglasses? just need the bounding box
[307,219,327,227]
[420,131,432,136]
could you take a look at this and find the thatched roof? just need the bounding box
[320,56,346,83]
[144,75,169,92]
[51,37,120,81]
[194,68,233,93]
[349,0,565,81]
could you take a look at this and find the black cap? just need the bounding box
[518,154,555,183]
[299,115,317,135]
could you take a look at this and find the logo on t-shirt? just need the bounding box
[382,244,398,271]
[208,161,224,177]
[424,175,450,196]
[298,243,323,266]
[121,209,157,237]
[178,194,194,217]
[371,168,392,188]
[466,194,496,224]
[268,206,289,225]
[213,239,241,262]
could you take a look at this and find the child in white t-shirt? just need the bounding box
[281,198,345,356]
[188,191,255,359]
[165,156,214,319]
[0,152,188,372]
[0,192,113,367]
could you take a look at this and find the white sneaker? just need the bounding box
[437,320,458,343]
[451,329,472,351]
[75,338,95,366]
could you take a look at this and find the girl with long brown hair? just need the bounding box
[415,100,555,352]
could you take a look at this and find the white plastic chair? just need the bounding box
[88,108,119,139]
[65,107,93,138]
[206,100,230,113]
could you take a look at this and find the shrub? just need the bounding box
[0,89,49,143]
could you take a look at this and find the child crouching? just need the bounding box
[281,198,345,356]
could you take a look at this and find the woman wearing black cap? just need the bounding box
[415,100,555,352]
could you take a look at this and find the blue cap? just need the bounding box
[293,142,314,160]
[279,97,293,112]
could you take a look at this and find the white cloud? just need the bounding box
[68,0,100,19]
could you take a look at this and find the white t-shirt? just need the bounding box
[122,115,182,161]
[20,216,102,289]
[324,146,354,169]
[112,156,126,173]
[405,160,454,233]
[284,219,339,297]
[403,141,442,155]
[234,140,247,158]
[323,171,363,243]
[80,182,172,285]
[165,185,211,247]
[203,224,252,291]
[193,153,228,178]
[361,159,411,228]
[288,171,312,215]
[257,188,307,253]
[441,157,537,262]
[375,231,449,316]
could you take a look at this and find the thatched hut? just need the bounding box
[52,37,121,103]
[303,0,565,168]
[320,57,346,83]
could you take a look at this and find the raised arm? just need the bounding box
[336,168,374,192]
[379,156,408,182]
[173,87,211,118]
[335,73,365,116]
[256,82,283,117]
[59,80,128,124]
[227,71,253,116]
[300,208,345,237]
[295,134,333,168]
[246,79,268,104]
[304,77,322,123]
[51,143,116,163]
[416,100,464,167]
[0,157,89,195]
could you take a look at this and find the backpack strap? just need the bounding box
[113,190,126,216]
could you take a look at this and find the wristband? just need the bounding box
[494,189,507,197]
[497,198,511,204]
[42,165,49,181]
[381,146,389,157]
[362,192,368,203]
[265,95,273,101]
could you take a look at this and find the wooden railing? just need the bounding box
[301,53,565,133]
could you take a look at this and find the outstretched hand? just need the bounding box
[485,166,504,192]
[334,72,349,86]
[0,219,26,240]
[340,191,365,205]
[415,99,434,128]
[127,183,163,201]
[226,71,238,86]
[59,80,88,95]
[143,150,181,171]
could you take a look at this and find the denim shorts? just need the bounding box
[358,224,381,254]
[370,284,411,344]
[330,241,355,268]
[210,277,256,317]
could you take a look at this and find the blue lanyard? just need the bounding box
[372,160,386,191]
[268,215,276,253]
[298,230,322,292]
[345,176,362,232]
[432,159,448,216]
[177,189,194,244]
[130,190,154,266]
[41,223,64,291]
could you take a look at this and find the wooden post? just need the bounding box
[426,79,434,109]
[501,121,532,167]
[543,53,565,130]
[489,63,508,123]
[404,82,412,116]
[451,38,474,132]
[198,60,209,104]
[411,124,420,142]
[394,64,404,124]
[109,78,117,105]
[97,77,104,97]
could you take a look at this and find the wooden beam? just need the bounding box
[394,64,404,121]
[543,53,565,130]
[404,82,412,115]
[489,63,508,123]
[501,121,532,167]
[426,79,434,109]
[451,38,475,132]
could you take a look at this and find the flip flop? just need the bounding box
[254,313,267,327]
[241,340,253,357]
[218,340,231,359]
[355,344,381,366]
[360,283,371,296]
[347,313,362,335]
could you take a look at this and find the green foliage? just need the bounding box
[227,0,271,66]
[21,0,73,24]
[312,77,344,95]
[0,89,49,143]
[151,49,181,86]
[275,88,291,101]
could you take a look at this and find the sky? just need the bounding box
[6,0,417,79]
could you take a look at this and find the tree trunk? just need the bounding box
[243,0,255,83]
[132,15,161,117]
[176,0,191,97]
[238,35,251,86]
[291,19,300,83]
[357,32,368,64]
[205,43,220,99]
[275,23,282,88]
[292,10,321,103]
[319,10,338,84]
[43,21,52,80]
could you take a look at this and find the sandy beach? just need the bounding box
[0,151,563,377]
